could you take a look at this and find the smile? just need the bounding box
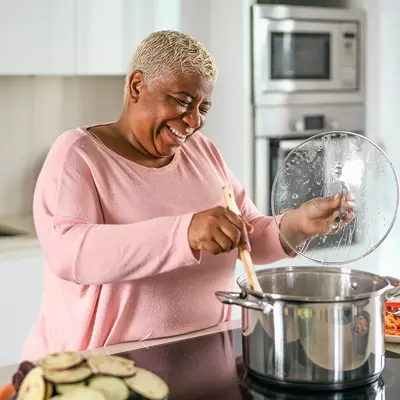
[166,125,186,141]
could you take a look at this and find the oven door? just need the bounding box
[255,137,313,216]
[254,19,344,94]
[254,136,359,248]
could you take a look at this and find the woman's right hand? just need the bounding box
[188,206,252,255]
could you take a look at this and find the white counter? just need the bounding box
[0,213,41,261]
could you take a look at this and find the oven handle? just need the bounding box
[278,140,306,151]
[255,137,270,215]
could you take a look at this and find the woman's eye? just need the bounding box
[176,98,189,106]
[200,108,209,115]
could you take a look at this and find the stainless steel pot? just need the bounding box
[215,266,400,391]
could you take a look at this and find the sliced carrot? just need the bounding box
[0,383,16,400]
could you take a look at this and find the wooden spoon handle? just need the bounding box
[222,186,262,292]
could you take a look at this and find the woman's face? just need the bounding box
[127,71,214,159]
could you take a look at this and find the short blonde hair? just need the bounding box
[123,30,218,105]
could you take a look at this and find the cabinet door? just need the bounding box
[0,254,44,366]
[0,0,75,75]
[121,0,181,72]
[75,0,125,75]
[76,0,181,76]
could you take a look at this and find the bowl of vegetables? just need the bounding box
[3,351,169,400]
[384,301,400,343]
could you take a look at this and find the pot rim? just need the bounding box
[237,266,393,303]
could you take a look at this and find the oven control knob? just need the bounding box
[330,120,339,130]
[294,120,304,132]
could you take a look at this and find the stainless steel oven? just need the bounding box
[253,104,365,216]
[254,111,365,249]
[252,4,365,106]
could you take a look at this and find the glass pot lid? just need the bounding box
[271,131,400,265]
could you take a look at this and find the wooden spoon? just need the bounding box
[222,186,262,293]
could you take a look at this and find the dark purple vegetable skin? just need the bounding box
[11,361,35,392]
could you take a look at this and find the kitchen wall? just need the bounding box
[365,0,400,279]
[0,76,125,217]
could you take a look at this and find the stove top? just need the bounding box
[116,328,400,399]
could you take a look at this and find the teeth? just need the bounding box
[167,125,185,140]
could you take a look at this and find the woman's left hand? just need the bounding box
[279,193,355,253]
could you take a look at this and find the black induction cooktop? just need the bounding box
[115,328,400,399]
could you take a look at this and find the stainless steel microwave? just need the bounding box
[252,5,365,106]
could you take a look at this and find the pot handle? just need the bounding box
[215,291,273,314]
[383,276,400,300]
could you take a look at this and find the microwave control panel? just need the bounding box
[339,23,358,89]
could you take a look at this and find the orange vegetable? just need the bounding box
[385,303,400,336]
[0,383,16,400]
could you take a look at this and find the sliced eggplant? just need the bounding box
[53,387,106,399]
[43,365,92,384]
[55,382,86,394]
[37,352,83,371]
[87,356,136,378]
[17,367,46,400]
[124,368,169,400]
[45,382,54,399]
[88,376,129,400]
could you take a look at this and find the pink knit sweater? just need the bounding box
[21,126,288,361]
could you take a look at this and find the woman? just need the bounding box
[21,30,354,361]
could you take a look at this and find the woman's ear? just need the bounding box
[129,71,145,103]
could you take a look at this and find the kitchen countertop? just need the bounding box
[1,319,400,387]
[0,213,41,260]
[0,320,240,386]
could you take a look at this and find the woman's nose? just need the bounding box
[182,110,202,130]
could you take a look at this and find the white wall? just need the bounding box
[178,0,255,194]
[207,0,255,194]
[0,76,124,217]
[365,0,400,279]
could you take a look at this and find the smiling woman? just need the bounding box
[20,30,354,362]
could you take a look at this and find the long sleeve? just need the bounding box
[33,134,200,286]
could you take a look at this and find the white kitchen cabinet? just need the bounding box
[0,0,75,75]
[75,0,181,75]
[0,0,181,76]
[0,253,44,366]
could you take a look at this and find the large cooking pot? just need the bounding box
[215,131,400,390]
[216,267,400,390]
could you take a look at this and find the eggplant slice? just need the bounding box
[87,356,136,378]
[43,365,92,384]
[55,381,86,395]
[88,376,129,400]
[124,367,169,400]
[52,387,106,399]
[16,367,47,400]
[37,352,83,371]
